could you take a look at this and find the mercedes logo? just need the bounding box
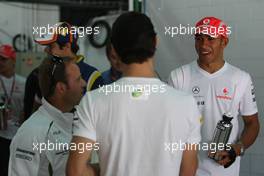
[192,86,200,94]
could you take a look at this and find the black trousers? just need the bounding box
[0,137,11,176]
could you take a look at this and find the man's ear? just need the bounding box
[111,45,121,62]
[55,82,67,95]
[221,37,229,48]
[154,36,158,48]
[111,44,124,72]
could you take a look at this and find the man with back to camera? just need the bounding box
[8,55,86,175]
[24,22,104,120]
[66,12,202,176]
[168,16,260,176]
[0,44,25,176]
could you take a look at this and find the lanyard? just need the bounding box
[0,75,16,106]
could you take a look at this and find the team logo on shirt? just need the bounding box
[223,88,229,95]
[130,88,149,100]
[216,87,232,100]
[192,86,200,94]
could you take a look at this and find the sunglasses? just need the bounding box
[51,55,64,76]
[47,55,66,97]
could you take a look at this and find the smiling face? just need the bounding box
[195,34,228,65]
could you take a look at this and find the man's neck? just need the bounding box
[122,58,156,78]
[110,67,121,81]
[0,70,15,78]
[197,59,225,74]
[48,97,72,113]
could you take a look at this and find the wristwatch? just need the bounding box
[237,141,245,156]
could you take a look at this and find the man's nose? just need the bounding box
[200,38,210,47]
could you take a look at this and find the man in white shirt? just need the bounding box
[8,55,85,175]
[0,44,25,176]
[66,12,202,176]
[168,16,260,176]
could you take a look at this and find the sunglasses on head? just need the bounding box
[51,55,64,76]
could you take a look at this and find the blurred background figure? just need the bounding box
[0,44,25,176]
[102,42,122,85]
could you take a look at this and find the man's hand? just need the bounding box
[210,146,237,168]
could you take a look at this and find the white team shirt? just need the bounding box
[0,74,25,139]
[9,98,74,176]
[74,77,201,176]
[168,61,258,176]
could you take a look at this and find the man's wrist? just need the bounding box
[231,141,245,156]
[237,141,245,156]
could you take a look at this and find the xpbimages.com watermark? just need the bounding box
[164,24,232,38]
[33,24,100,38]
[164,141,232,153]
[32,140,99,154]
[98,82,167,96]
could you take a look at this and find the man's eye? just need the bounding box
[195,37,201,41]
[208,36,215,40]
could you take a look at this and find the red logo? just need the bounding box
[223,88,228,95]
[216,87,232,100]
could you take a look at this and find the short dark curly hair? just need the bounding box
[111,12,157,64]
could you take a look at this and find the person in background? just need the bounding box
[23,67,42,120]
[101,42,122,85]
[0,44,25,176]
[168,16,260,176]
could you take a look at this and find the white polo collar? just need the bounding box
[41,98,74,133]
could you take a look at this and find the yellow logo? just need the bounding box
[199,116,204,124]
[132,90,142,98]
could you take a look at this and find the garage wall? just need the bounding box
[146,0,264,175]
[0,2,59,50]
[0,2,60,76]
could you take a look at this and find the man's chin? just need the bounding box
[198,56,215,64]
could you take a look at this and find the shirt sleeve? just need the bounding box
[167,70,178,88]
[73,93,96,141]
[8,133,41,176]
[239,75,258,116]
[186,96,202,144]
[91,74,104,90]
